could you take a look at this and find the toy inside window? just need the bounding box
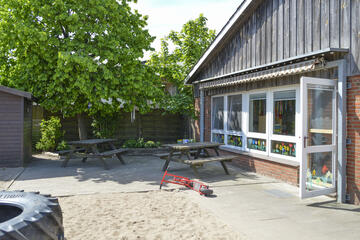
[273,90,296,136]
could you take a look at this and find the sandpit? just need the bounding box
[59,190,242,240]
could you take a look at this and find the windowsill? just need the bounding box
[219,145,300,167]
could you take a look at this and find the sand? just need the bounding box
[59,190,242,240]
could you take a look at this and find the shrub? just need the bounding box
[36,117,64,152]
[122,138,161,148]
[122,139,138,148]
[144,141,161,148]
[56,140,69,151]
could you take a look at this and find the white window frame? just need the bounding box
[211,94,245,150]
[268,85,300,162]
[210,84,300,162]
[246,90,269,155]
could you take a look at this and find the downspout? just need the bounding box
[200,89,204,142]
[337,59,347,203]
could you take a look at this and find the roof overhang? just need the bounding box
[191,48,349,88]
[0,86,33,100]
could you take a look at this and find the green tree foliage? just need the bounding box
[0,0,162,118]
[148,14,216,116]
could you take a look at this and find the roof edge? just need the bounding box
[0,86,33,100]
[190,48,349,85]
[185,0,253,85]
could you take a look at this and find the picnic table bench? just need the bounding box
[159,142,236,176]
[60,139,127,170]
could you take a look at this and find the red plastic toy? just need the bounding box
[160,169,213,196]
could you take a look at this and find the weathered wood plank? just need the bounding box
[251,14,256,67]
[239,29,244,70]
[261,3,267,64]
[266,0,273,63]
[246,20,251,69]
[304,0,313,53]
[256,6,262,66]
[243,24,248,69]
[277,0,284,60]
[321,0,330,49]
[283,0,290,58]
[231,36,236,73]
[329,0,340,47]
[297,0,305,55]
[234,33,239,72]
[313,0,321,51]
[289,0,297,57]
[340,0,351,49]
[351,0,360,74]
[272,0,278,62]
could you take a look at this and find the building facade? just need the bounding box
[186,0,360,204]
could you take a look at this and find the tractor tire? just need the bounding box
[0,190,64,240]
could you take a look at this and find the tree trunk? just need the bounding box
[77,113,88,140]
[136,113,143,139]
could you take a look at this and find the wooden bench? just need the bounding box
[154,150,198,159]
[58,148,85,156]
[184,155,236,175]
[61,148,128,170]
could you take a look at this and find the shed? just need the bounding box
[0,86,33,167]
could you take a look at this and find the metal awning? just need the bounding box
[199,59,320,89]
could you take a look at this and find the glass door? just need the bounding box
[300,77,337,199]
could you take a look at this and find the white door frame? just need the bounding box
[300,77,337,199]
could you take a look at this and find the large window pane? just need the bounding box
[228,94,242,131]
[249,93,266,133]
[273,90,296,136]
[307,85,334,146]
[306,152,333,191]
[212,97,224,130]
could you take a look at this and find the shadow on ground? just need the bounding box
[8,154,264,196]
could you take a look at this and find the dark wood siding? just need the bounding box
[196,0,360,81]
[0,92,22,167]
[23,99,32,164]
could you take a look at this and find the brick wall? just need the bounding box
[346,74,360,204]
[204,95,211,141]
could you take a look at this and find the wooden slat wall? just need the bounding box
[0,92,22,167]
[23,99,32,163]
[197,0,360,80]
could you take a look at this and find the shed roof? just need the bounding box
[0,85,33,100]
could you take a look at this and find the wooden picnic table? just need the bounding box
[60,138,127,170]
[159,142,236,176]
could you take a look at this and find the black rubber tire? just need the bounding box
[200,188,213,197]
[0,190,64,240]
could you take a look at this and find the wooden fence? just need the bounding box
[32,106,186,148]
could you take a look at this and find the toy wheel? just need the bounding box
[200,188,213,196]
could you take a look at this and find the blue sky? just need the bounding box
[131,0,241,58]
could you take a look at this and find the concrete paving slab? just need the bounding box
[7,153,360,240]
[0,167,24,190]
[187,176,360,240]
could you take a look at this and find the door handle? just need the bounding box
[304,136,308,148]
